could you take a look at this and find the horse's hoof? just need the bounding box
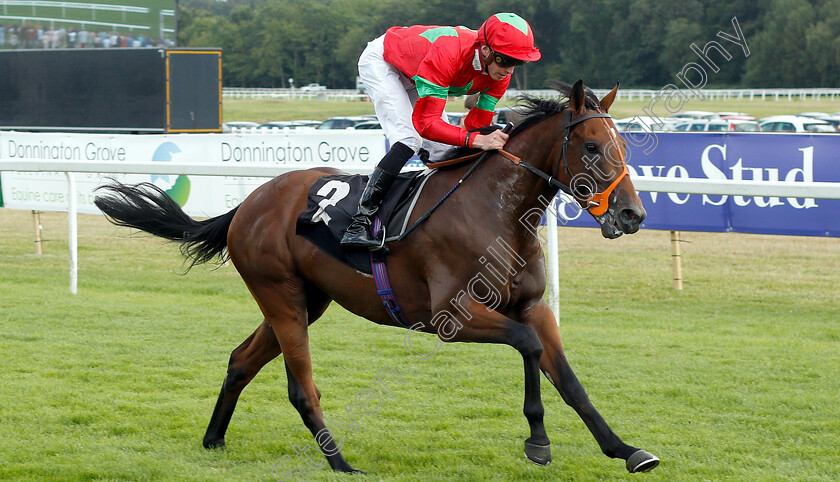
[626,449,659,473]
[524,441,552,466]
[203,438,226,450]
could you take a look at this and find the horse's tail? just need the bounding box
[94,180,238,270]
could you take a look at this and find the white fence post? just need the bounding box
[66,172,78,295]
[32,210,43,255]
[546,199,560,323]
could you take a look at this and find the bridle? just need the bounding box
[515,109,629,216]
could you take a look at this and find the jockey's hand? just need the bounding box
[472,130,509,151]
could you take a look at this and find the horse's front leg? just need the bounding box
[523,300,660,473]
[443,299,551,465]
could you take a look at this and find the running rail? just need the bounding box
[2,159,839,306]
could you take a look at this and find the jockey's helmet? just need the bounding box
[478,13,541,63]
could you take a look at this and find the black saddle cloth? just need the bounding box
[295,169,435,274]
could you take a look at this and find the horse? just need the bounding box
[94,80,659,474]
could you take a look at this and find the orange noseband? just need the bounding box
[586,163,628,216]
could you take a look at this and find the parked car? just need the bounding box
[671,119,730,132]
[793,113,840,131]
[718,114,757,121]
[797,112,831,118]
[351,121,382,130]
[222,121,260,132]
[315,116,373,129]
[667,110,718,121]
[813,116,840,131]
[726,119,760,132]
[259,120,320,130]
[446,112,466,126]
[716,111,751,118]
[493,107,527,126]
[613,116,673,132]
[259,121,296,130]
[299,83,326,92]
[759,115,836,133]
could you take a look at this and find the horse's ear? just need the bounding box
[570,79,585,115]
[600,82,620,113]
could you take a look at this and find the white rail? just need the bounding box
[223,88,367,101]
[630,177,840,199]
[3,159,839,301]
[0,1,148,13]
[0,14,150,29]
[0,159,373,176]
[4,159,839,198]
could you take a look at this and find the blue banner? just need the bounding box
[556,133,840,237]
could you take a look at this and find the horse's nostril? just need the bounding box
[620,208,644,228]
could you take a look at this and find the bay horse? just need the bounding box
[94,80,659,474]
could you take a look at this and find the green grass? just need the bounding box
[222,95,840,124]
[1,209,838,481]
[223,98,377,125]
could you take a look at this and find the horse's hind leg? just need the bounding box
[203,285,332,450]
[249,278,359,473]
[203,320,281,449]
[283,361,358,473]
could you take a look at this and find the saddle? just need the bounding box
[295,169,437,274]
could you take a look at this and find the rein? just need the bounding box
[396,124,515,241]
[425,147,523,170]
[425,151,483,169]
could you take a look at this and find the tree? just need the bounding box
[177,0,840,89]
[804,0,840,86]
[742,0,817,87]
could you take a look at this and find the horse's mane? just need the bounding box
[439,80,602,162]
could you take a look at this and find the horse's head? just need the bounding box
[535,80,646,238]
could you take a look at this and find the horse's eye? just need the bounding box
[585,143,598,153]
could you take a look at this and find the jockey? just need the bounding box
[341,12,541,249]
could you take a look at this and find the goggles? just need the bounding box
[491,50,526,68]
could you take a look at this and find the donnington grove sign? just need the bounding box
[0,130,389,215]
[1,130,838,238]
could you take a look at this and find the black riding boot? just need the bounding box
[340,167,397,249]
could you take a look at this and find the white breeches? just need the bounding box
[357,34,452,161]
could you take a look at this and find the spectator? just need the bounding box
[10,26,19,49]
